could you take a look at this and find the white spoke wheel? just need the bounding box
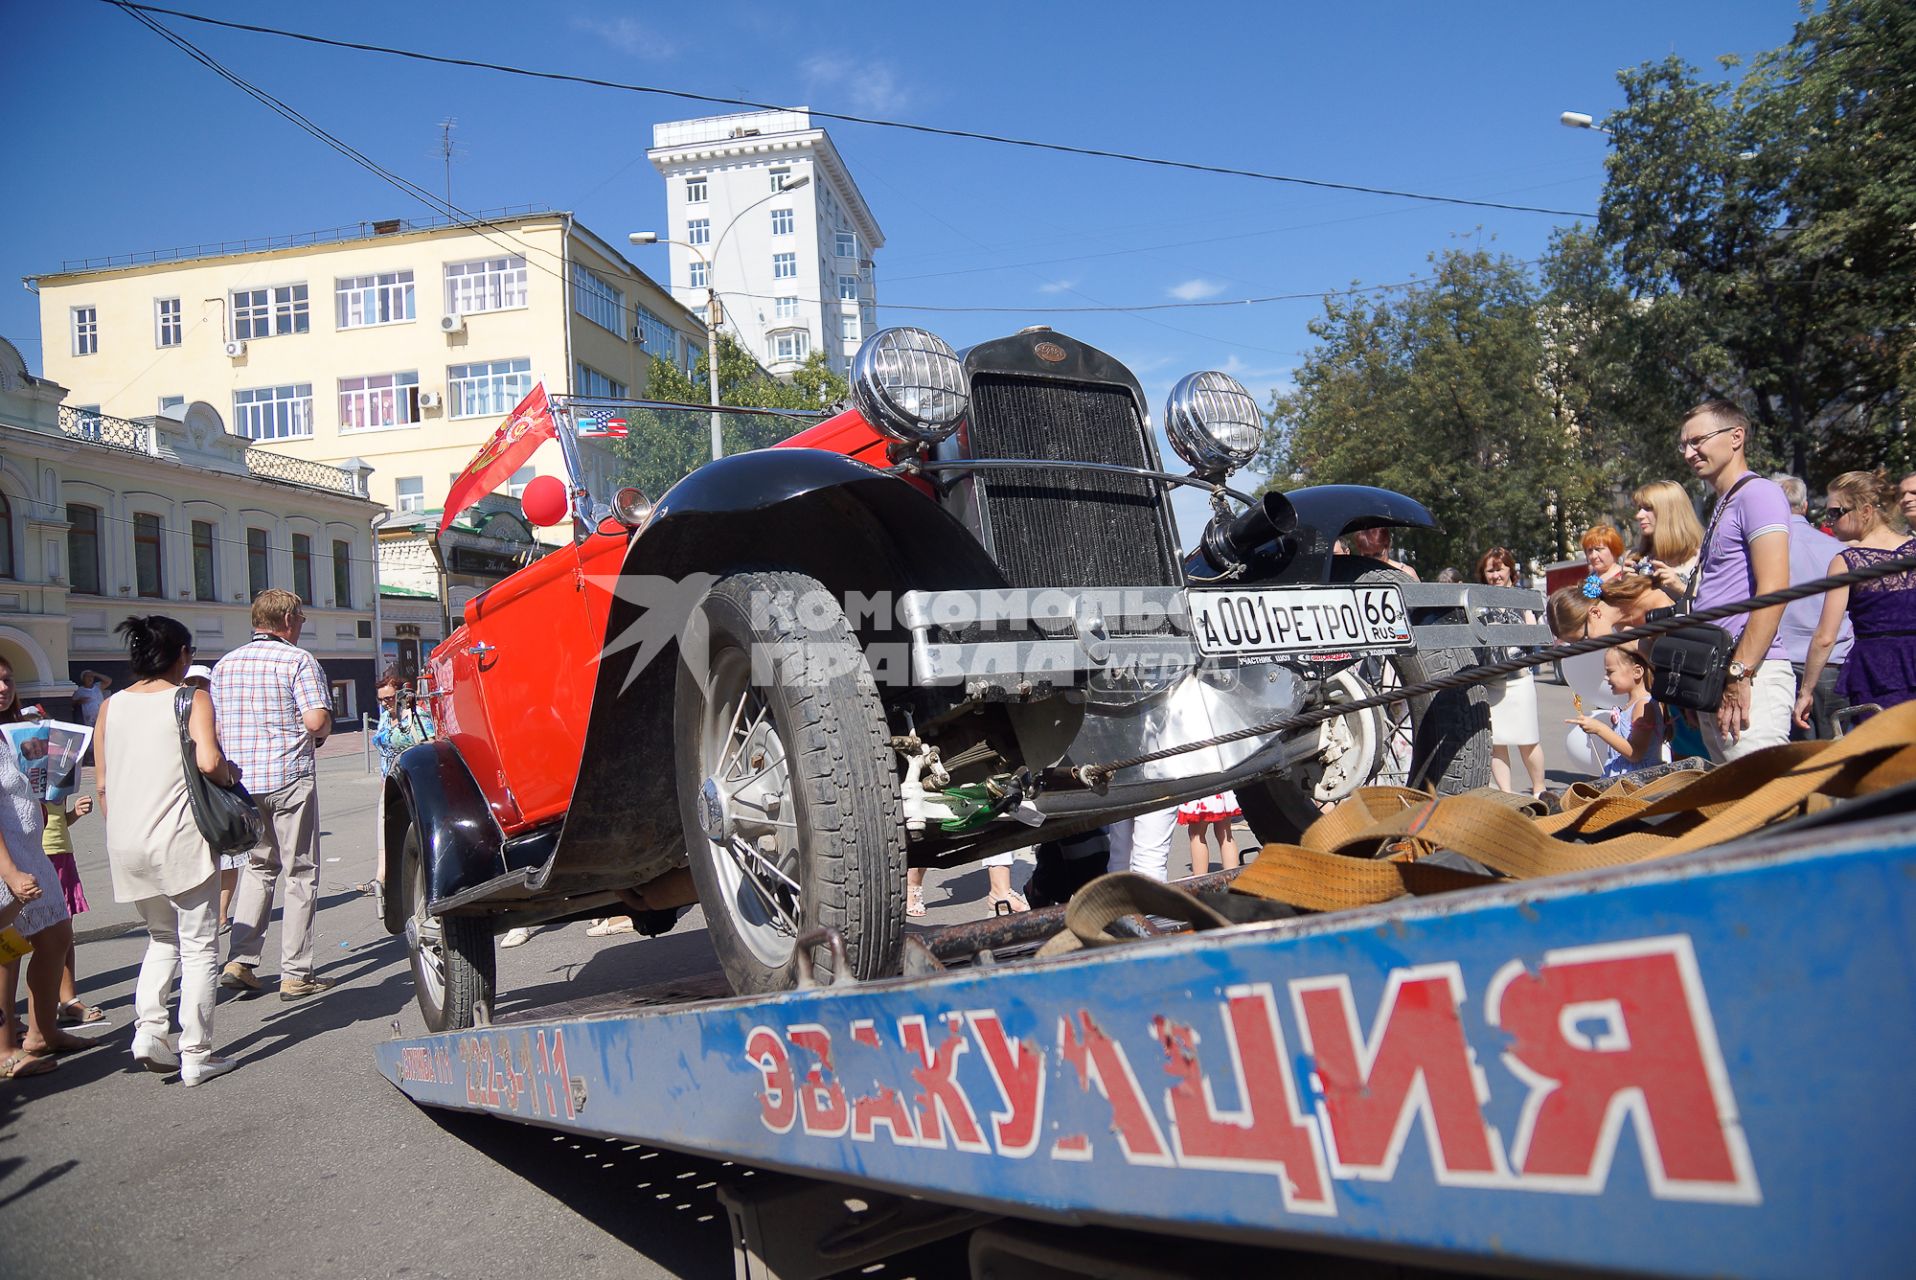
[1241,564,1491,845]
[675,571,906,994]
[402,824,494,1031]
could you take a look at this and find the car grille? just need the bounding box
[966,375,1183,591]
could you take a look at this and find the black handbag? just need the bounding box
[172,687,265,857]
[1647,476,1753,713]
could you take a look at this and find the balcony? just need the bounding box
[56,404,364,496]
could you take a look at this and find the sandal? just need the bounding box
[585,917,636,937]
[56,1000,105,1026]
[985,889,1030,916]
[906,886,926,918]
[0,1049,58,1080]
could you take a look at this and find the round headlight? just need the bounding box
[610,486,652,528]
[851,327,969,447]
[1163,370,1262,476]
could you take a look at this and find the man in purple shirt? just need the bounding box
[1680,401,1794,760]
[1771,474,1854,739]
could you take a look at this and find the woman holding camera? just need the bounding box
[1631,480,1706,597]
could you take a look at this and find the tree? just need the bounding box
[1262,247,1605,571]
[612,334,850,498]
[1598,0,1916,481]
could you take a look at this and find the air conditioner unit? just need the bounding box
[630,323,644,345]
[440,314,465,335]
[418,390,441,410]
[223,339,247,358]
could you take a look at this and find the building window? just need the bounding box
[688,260,708,289]
[444,256,527,315]
[233,384,314,441]
[0,494,11,579]
[246,527,270,598]
[633,304,674,356]
[772,330,810,363]
[687,218,710,246]
[155,297,182,347]
[292,533,313,604]
[134,513,164,599]
[336,271,415,328]
[772,253,797,280]
[507,467,536,499]
[339,371,421,431]
[71,307,98,356]
[839,274,859,301]
[192,520,217,601]
[573,363,628,400]
[841,314,860,343]
[159,395,185,412]
[231,284,310,340]
[571,263,626,335]
[770,207,794,236]
[395,477,425,513]
[775,296,798,321]
[680,339,701,375]
[67,505,101,595]
[769,166,791,193]
[836,232,856,259]
[332,538,352,608]
[447,358,532,418]
[686,175,707,203]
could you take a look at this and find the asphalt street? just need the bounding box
[0,681,1590,1278]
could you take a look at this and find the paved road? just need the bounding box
[0,679,1590,1278]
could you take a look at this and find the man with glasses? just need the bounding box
[212,589,334,1000]
[1679,401,1794,760]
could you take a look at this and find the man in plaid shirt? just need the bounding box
[213,589,334,999]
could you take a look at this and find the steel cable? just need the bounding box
[1073,552,1916,787]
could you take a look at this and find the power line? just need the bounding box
[103,1,1596,220]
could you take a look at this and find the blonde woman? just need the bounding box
[1630,480,1704,596]
[1795,471,1916,727]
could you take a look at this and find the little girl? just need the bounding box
[1177,791,1241,877]
[41,791,100,1024]
[1567,646,1666,779]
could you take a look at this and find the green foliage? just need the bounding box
[610,334,850,498]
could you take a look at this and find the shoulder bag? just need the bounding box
[172,687,265,857]
[1647,475,1754,713]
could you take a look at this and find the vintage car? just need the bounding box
[382,325,1539,1030]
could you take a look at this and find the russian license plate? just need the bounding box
[1187,585,1412,657]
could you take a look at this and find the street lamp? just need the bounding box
[1559,111,1612,136]
[631,174,812,462]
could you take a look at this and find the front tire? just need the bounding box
[674,571,906,994]
[1242,563,1491,844]
[401,824,495,1031]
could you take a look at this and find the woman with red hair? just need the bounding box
[1581,524,1627,584]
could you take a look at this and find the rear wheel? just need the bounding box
[401,825,495,1031]
[674,571,906,994]
[1241,564,1491,844]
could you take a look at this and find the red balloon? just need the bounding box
[519,474,571,527]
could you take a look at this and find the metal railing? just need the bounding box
[53,204,555,274]
[58,405,152,455]
[244,448,365,496]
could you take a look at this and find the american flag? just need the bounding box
[577,408,628,438]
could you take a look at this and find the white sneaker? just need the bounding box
[132,1034,180,1073]
[499,927,535,949]
[182,1055,236,1087]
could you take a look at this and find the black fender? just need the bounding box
[382,740,507,925]
[549,447,1009,885]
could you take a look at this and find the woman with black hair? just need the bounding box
[95,615,242,1086]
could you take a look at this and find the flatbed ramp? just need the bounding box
[378,811,1916,1278]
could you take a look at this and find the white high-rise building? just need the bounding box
[647,109,883,378]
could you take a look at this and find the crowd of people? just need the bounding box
[0,589,337,1084]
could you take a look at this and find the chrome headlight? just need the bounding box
[851,327,968,447]
[1164,370,1261,476]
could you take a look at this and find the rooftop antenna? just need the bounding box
[437,117,459,213]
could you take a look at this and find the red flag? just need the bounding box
[439,382,557,533]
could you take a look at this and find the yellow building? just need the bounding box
[31,209,705,518]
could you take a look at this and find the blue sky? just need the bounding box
[0,0,1800,536]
